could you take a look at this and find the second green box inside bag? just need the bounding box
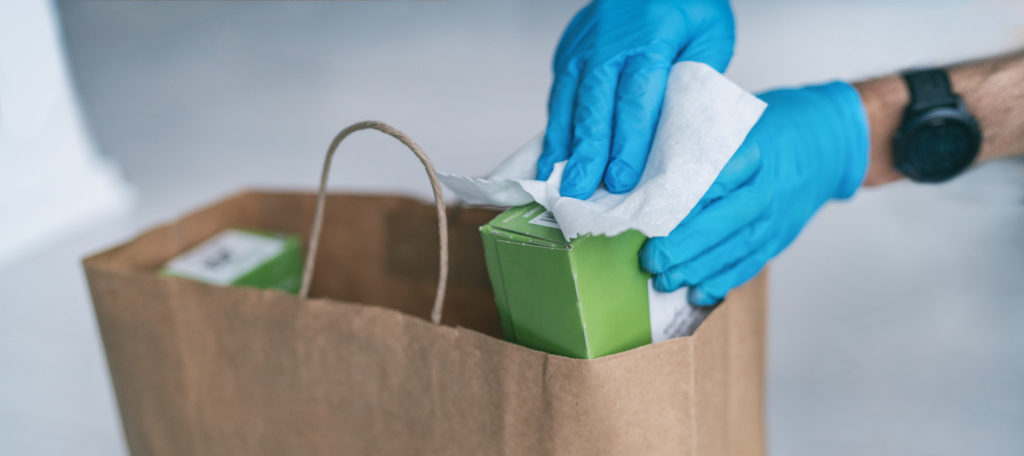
[481,203,703,359]
[160,228,304,294]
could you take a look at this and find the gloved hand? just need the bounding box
[538,0,735,199]
[640,81,870,305]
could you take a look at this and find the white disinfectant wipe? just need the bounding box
[439,61,766,241]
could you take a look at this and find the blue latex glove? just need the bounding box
[538,0,735,199]
[640,81,870,305]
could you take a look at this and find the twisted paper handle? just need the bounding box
[299,121,449,325]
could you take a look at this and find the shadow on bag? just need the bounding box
[84,122,768,456]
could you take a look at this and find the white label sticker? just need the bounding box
[647,280,709,342]
[163,229,285,285]
[528,210,560,229]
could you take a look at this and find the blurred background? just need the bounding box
[2,0,1023,454]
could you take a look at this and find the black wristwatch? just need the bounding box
[892,68,981,183]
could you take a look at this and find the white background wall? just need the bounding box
[2,1,1022,454]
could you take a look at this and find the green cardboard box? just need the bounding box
[481,203,707,359]
[161,228,304,294]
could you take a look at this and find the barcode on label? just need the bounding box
[528,210,560,229]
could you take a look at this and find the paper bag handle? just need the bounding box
[299,121,449,325]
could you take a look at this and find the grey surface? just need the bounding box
[2,0,1023,454]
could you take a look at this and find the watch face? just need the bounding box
[896,111,981,183]
[911,118,971,158]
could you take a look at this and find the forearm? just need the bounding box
[854,50,1024,186]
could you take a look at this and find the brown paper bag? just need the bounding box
[84,122,767,455]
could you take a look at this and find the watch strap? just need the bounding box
[903,69,959,113]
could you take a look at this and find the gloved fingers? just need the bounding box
[640,163,772,274]
[539,65,582,180]
[606,52,672,194]
[651,214,771,293]
[700,141,761,203]
[687,241,775,306]
[668,141,760,228]
[675,22,735,73]
[560,60,623,199]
